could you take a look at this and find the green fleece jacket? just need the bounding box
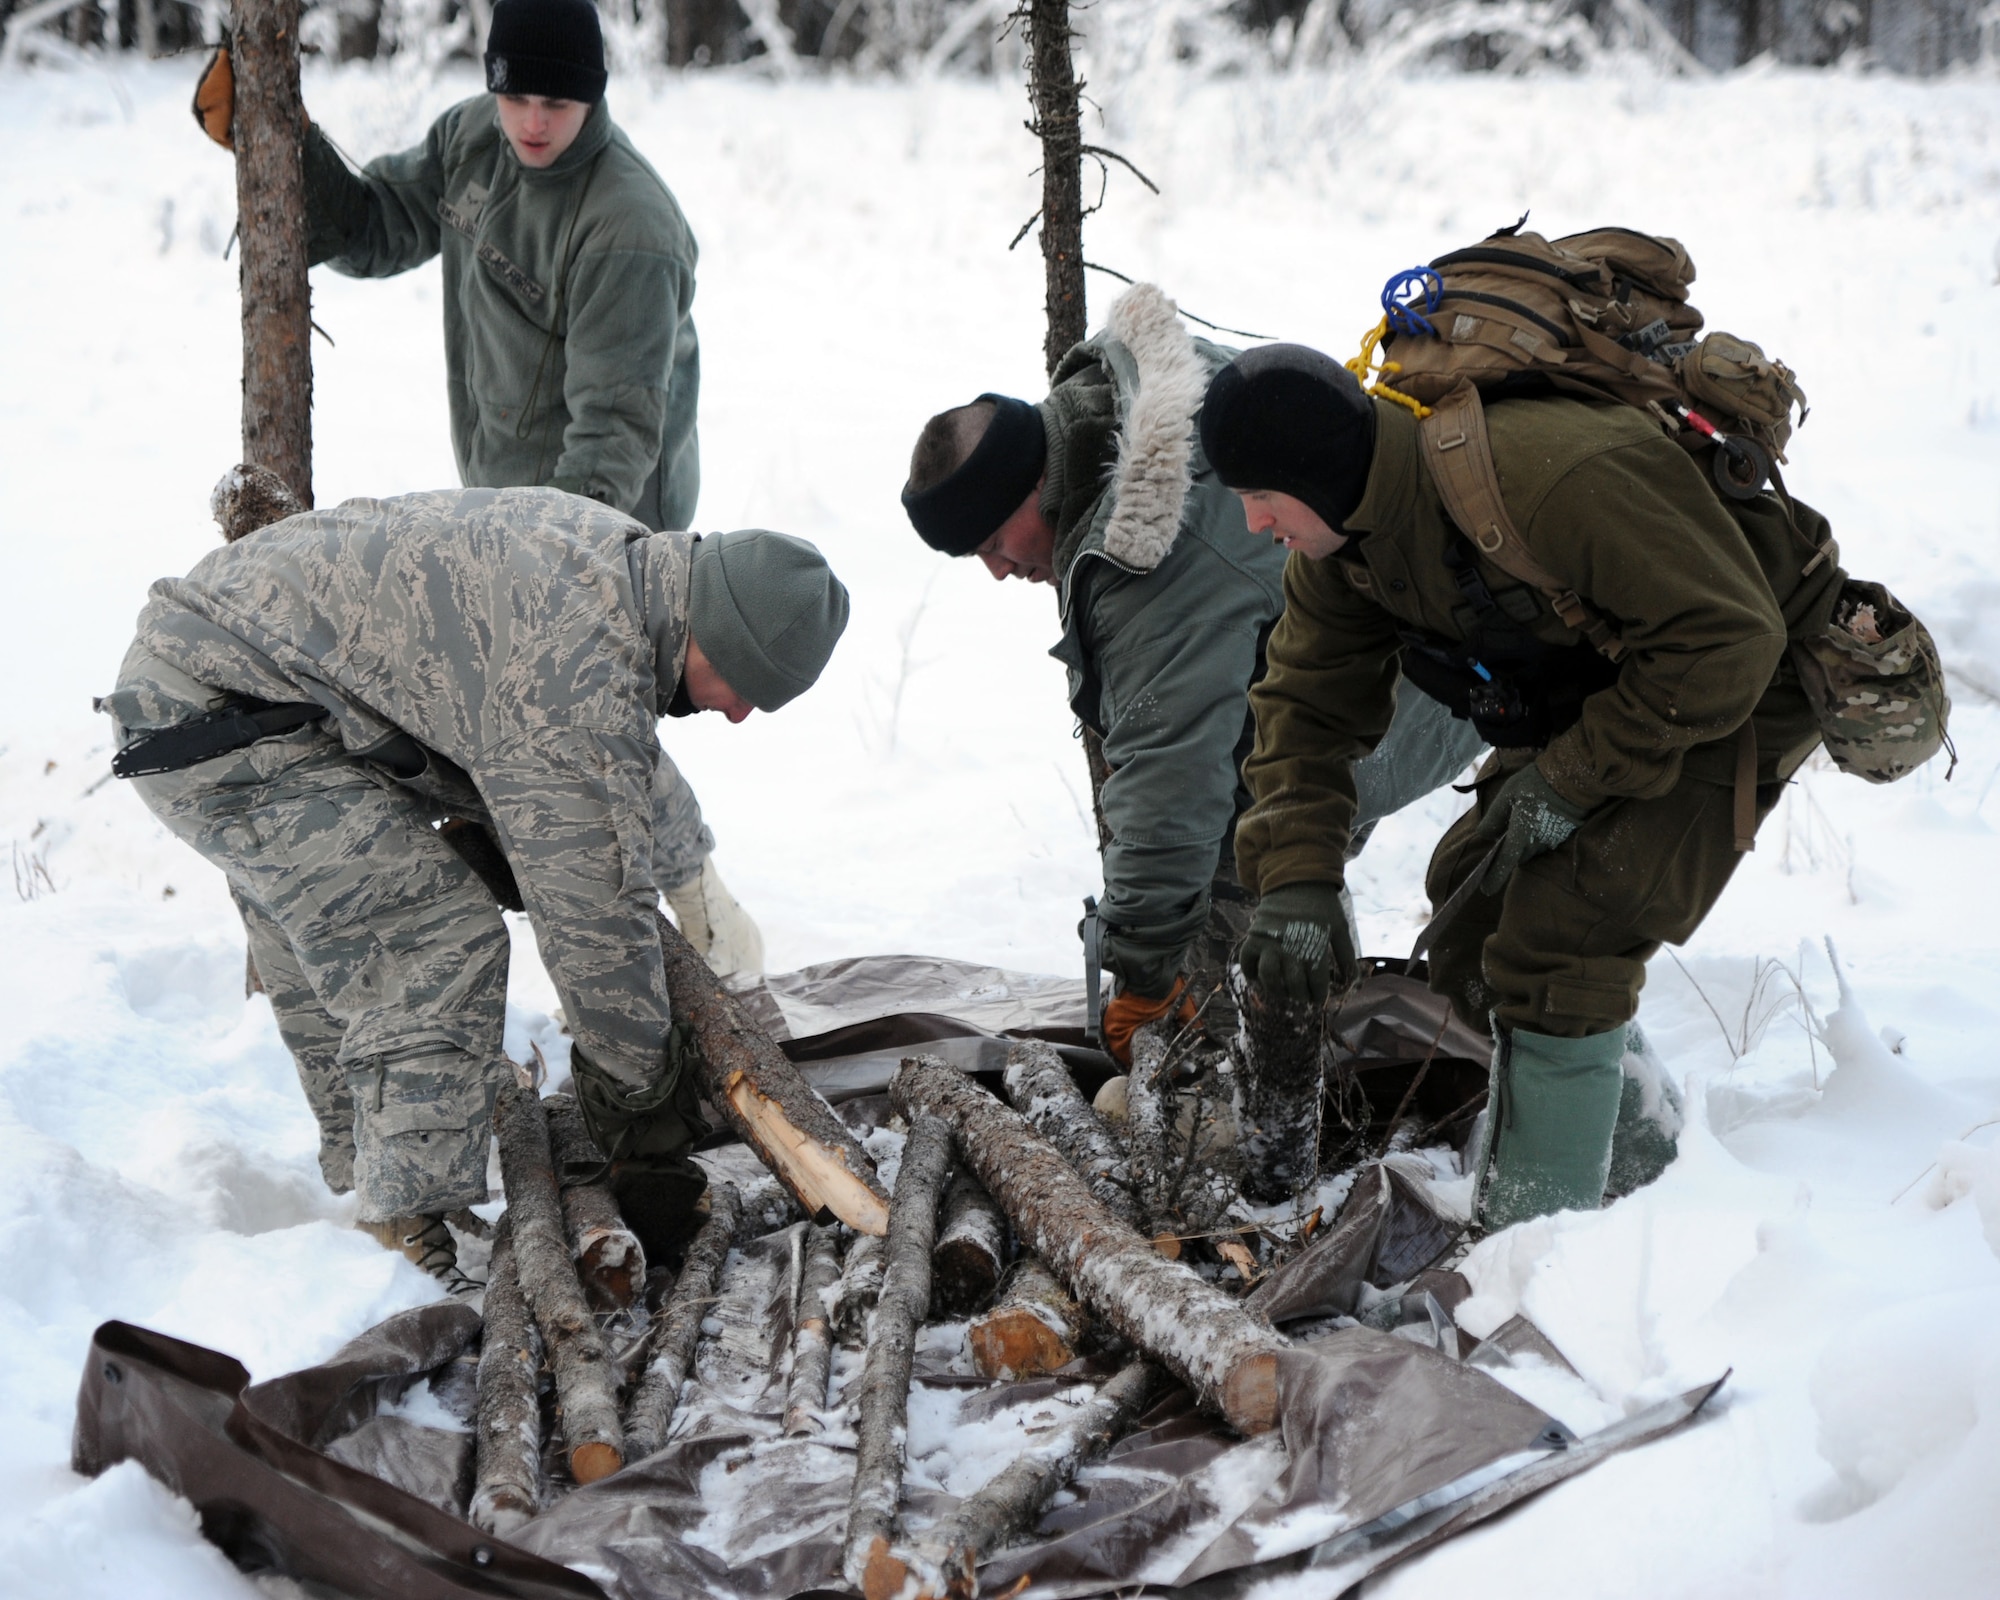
[1237,395,1844,896]
[304,97,700,533]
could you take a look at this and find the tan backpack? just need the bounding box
[1348,221,1951,818]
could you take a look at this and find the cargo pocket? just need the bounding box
[351,1073,493,1223]
[1542,974,1638,1035]
[1791,580,1952,785]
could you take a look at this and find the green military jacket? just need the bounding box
[1237,395,1845,896]
[130,488,693,1094]
[305,97,700,532]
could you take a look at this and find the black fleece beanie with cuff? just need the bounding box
[1199,344,1377,535]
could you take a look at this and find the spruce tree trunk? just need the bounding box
[230,0,313,506]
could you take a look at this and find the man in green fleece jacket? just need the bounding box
[192,0,759,973]
[901,285,1484,1065]
[1204,344,1845,1228]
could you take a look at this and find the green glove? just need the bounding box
[1472,763,1592,895]
[1239,882,1355,1008]
[569,1024,710,1167]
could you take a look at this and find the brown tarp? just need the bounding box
[71,959,1723,1599]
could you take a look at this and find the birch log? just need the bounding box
[967,1256,1081,1381]
[931,1169,1006,1317]
[469,1217,542,1535]
[783,1222,843,1436]
[543,1093,644,1311]
[1234,978,1325,1204]
[1002,1041,1139,1226]
[881,1359,1159,1600]
[890,1057,1289,1435]
[623,1181,740,1459]
[842,1113,953,1597]
[832,1229,887,1344]
[1125,1021,1179,1233]
[493,1087,624,1483]
[656,911,889,1235]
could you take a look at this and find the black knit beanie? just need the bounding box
[1199,344,1377,534]
[485,0,608,103]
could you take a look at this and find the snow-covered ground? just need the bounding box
[1,51,1997,1599]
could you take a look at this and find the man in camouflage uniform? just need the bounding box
[102,489,849,1284]
[1205,345,1845,1227]
[901,285,1483,1064]
[192,0,760,973]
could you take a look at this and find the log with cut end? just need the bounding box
[469,1217,542,1535]
[931,1169,1006,1318]
[783,1222,843,1436]
[656,911,889,1235]
[843,1112,954,1597]
[542,1093,644,1310]
[968,1256,1081,1381]
[877,1359,1159,1600]
[623,1181,740,1460]
[832,1229,887,1345]
[890,1057,1289,1436]
[493,1085,624,1484]
[1003,1040,1138,1227]
[1234,977,1325,1204]
[1125,1021,1179,1232]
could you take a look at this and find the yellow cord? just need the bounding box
[1346,316,1433,419]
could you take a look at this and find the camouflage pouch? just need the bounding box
[1792,579,1952,784]
[1677,332,1809,455]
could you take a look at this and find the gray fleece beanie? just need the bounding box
[687,530,850,712]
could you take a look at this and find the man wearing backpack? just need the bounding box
[191,0,762,977]
[900,285,1484,1066]
[1206,342,1852,1228]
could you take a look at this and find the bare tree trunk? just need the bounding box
[891,1057,1288,1436]
[832,1228,888,1344]
[230,0,313,507]
[843,1113,953,1599]
[1234,979,1325,1204]
[493,1086,624,1484]
[624,1181,740,1459]
[656,911,889,1234]
[881,1359,1159,1600]
[931,1169,1006,1317]
[469,1218,542,1535]
[543,1094,645,1311]
[1025,0,1085,377]
[783,1221,843,1436]
[967,1255,1081,1380]
[1002,1040,1138,1226]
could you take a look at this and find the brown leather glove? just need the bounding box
[1102,976,1197,1068]
[192,44,234,149]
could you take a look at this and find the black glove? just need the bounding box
[1471,763,1593,895]
[569,1025,710,1167]
[1238,882,1355,1008]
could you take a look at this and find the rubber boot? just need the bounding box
[359,1213,482,1298]
[1605,1021,1684,1200]
[663,856,765,979]
[1478,1024,1626,1230]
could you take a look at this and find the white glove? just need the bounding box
[663,856,765,980]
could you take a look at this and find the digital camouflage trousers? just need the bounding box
[106,645,512,1222]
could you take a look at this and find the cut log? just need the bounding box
[493,1085,624,1484]
[1233,976,1326,1204]
[891,1057,1289,1436]
[931,1169,1006,1318]
[468,1217,541,1535]
[843,1112,954,1596]
[967,1256,1081,1381]
[210,462,304,543]
[783,1222,843,1437]
[623,1181,740,1460]
[1002,1041,1138,1227]
[543,1093,645,1311]
[656,910,889,1235]
[1125,1021,1178,1232]
[879,1359,1159,1600]
[832,1229,887,1345]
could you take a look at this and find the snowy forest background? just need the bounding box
[3,0,1998,80]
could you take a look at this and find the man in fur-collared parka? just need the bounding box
[901,284,1483,1064]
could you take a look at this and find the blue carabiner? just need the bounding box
[1381,267,1442,337]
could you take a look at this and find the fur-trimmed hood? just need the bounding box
[1097,283,1213,571]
